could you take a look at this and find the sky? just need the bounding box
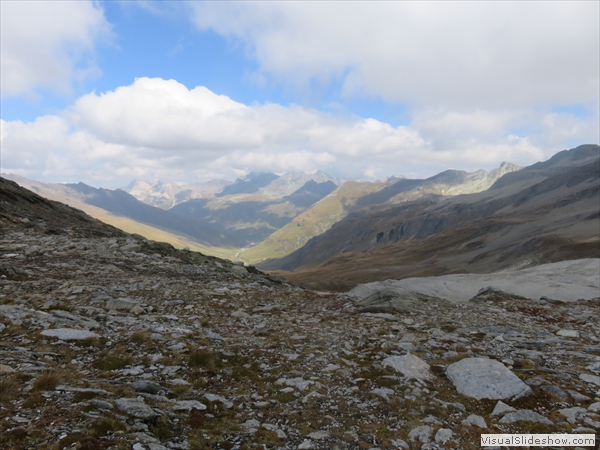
[1,1,599,188]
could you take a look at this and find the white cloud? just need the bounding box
[191,2,599,109]
[1,78,598,187]
[0,1,112,97]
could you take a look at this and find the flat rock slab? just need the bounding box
[40,328,99,341]
[382,354,433,380]
[446,358,532,400]
[499,409,553,425]
[106,298,139,311]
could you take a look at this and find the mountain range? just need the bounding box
[3,144,598,291]
[266,144,599,291]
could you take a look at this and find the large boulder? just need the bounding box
[446,358,532,400]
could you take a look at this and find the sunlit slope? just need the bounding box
[238,181,384,264]
[1,174,238,260]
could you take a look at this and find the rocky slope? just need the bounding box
[267,145,599,290]
[1,178,599,450]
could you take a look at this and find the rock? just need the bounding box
[172,400,207,411]
[105,298,139,311]
[204,393,233,409]
[370,388,394,402]
[434,428,453,444]
[115,398,160,420]
[132,381,162,395]
[89,399,113,410]
[462,414,487,428]
[307,431,329,440]
[556,329,580,338]
[408,425,433,443]
[586,362,600,373]
[446,358,532,400]
[499,410,553,425]
[0,364,15,374]
[391,439,410,449]
[541,385,569,401]
[588,402,600,413]
[40,328,99,341]
[298,440,313,449]
[580,373,600,386]
[568,389,591,402]
[382,354,433,381]
[490,400,516,417]
[356,288,434,313]
[558,407,589,423]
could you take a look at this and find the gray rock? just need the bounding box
[391,439,410,449]
[106,297,139,311]
[462,414,487,428]
[132,381,162,395]
[434,428,453,444]
[579,373,600,386]
[588,402,600,413]
[568,390,591,402]
[446,358,532,400]
[370,388,394,402]
[408,425,433,443]
[204,393,233,409]
[172,400,207,411]
[558,407,589,423]
[40,328,99,341]
[382,354,433,381]
[115,397,160,419]
[89,399,113,410]
[556,329,579,338]
[499,410,553,425]
[587,362,600,373]
[541,385,569,401]
[491,400,516,417]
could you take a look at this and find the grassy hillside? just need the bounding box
[238,181,384,264]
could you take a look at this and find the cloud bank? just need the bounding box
[2,78,597,186]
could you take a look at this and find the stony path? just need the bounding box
[1,219,599,449]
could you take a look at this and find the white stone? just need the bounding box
[172,400,207,411]
[556,329,579,338]
[382,354,433,381]
[434,428,453,444]
[446,358,532,400]
[580,373,600,387]
[491,400,516,416]
[40,328,99,341]
[462,414,487,428]
[499,410,553,425]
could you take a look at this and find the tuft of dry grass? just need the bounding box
[130,330,151,345]
[33,371,61,391]
[0,376,20,403]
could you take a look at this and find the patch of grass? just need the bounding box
[92,352,133,371]
[73,391,98,402]
[272,392,296,403]
[171,384,191,398]
[149,415,172,440]
[76,337,103,348]
[91,417,126,437]
[48,303,71,312]
[189,349,221,370]
[33,372,61,391]
[23,392,45,408]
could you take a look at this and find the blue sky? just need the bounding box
[1,1,598,187]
